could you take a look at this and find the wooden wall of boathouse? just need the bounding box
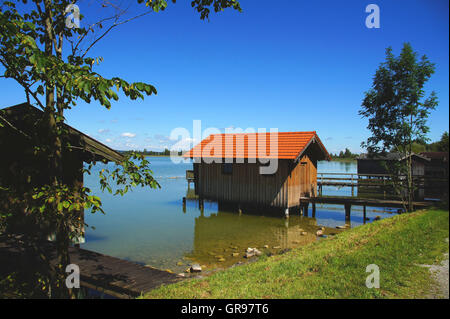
[194,151,318,211]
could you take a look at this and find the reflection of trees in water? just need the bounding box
[318,160,357,174]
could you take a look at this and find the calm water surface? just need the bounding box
[82,157,394,273]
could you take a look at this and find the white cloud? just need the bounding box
[121,132,136,138]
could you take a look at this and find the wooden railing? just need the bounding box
[317,172,448,198]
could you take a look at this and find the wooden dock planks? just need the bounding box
[0,237,181,299]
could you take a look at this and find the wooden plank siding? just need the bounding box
[195,152,318,211]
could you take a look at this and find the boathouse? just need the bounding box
[357,152,430,176]
[183,131,330,214]
[419,152,449,178]
[0,102,124,238]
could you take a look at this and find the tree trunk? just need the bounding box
[408,113,414,212]
[42,0,72,298]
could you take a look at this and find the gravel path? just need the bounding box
[423,238,449,299]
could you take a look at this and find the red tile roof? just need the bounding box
[183,131,330,160]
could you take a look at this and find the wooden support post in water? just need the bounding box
[299,199,303,216]
[345,203,351,221]
[304,203,309,217]
[182,197,186,213]
[312,203,316,218]
[363,205,367,224]
[351,174,354,196]
[199,198,204,215]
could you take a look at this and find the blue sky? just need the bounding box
[2,0,449,154]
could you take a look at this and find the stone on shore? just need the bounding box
[190,264,202,273]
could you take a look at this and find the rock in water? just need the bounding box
[244,247,262,258]
[244,252,254,258]
[374,216,381,221]
[190,264,202,273]
[316,230,324,237]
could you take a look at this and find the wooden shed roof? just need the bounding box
[183,131,330,161]
[0,103,124,163]
[357,152,430,162]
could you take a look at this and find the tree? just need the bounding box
[359,43,438,211]
[0,0,241,298]
[438,131,449,152]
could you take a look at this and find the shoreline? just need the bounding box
[144,208,449,299]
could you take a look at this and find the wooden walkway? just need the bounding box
[0,237,181,299]
[299,196,434,221]
[300,196,433,209]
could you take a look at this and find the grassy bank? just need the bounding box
[145,209,449,299]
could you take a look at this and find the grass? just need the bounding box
[144,208,449,299]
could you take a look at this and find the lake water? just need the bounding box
[82,157,395,273]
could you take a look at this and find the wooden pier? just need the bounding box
[317,172,448,197]
[299,196,433,221]
[0,237,181,299]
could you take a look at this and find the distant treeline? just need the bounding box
[329,148,359,159]
[329,131,449,160]
[401,131,449,153]
[119,148,185,156]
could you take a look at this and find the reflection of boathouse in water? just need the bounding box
[185,211,341,267]
[183,132,330,215]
